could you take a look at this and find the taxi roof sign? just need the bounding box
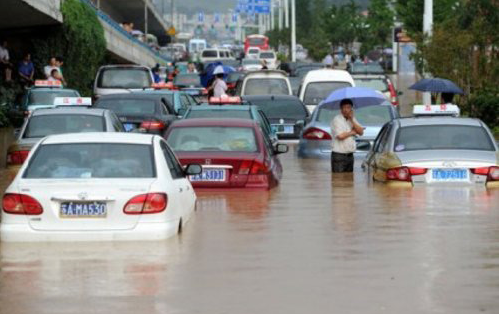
[413,104,460,117]
[209,96,242,105]
[34,80,63,88]
[54,97,92,107]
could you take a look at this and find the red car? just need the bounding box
[164,118,288,189]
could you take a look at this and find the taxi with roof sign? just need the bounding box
[362,112,499,187]
[413,104,460,117]
[17,80,81,114]
[6,102,124,181]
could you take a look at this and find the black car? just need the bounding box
[243,95,310,139]
[94,93,177,135]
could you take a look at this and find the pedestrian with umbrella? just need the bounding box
[322,87,387,173]
[208,65,228,97]
[409,77,464,105]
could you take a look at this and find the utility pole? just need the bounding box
[278,0,283,30]
[144,0,148,35]
[171,0,175,28]
[284,0,289,28]
[290,0,296,61]
[423,0,433,104]
[271,0,275,30]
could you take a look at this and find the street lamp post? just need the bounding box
[284,0,289,28]
[290,0,296,62]
[423,0,433,105]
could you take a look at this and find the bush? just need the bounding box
[31,0,106,96]
[464,90,499,130]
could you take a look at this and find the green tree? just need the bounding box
[363,0,395,51]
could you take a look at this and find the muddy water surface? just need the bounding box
[1,150,498,314]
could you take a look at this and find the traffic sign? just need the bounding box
[167,26,176,36]
[198,12,204,23]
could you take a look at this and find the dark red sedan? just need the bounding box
[164,118,288,189]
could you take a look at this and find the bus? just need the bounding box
[244,34,269,53]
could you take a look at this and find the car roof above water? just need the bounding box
[41,132,156,145]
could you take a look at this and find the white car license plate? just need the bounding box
[60,202,107,218]
[190,169,226,182]
[432,169,468,181]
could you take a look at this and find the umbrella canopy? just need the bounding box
[200,62,235,87]
[409,78,464,94]
[320,87,387,110]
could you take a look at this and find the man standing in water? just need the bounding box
[330,98,364,173]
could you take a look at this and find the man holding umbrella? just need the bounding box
[330,98,364,173]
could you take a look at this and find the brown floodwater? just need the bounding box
[1,149,498,314]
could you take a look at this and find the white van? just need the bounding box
[93,65,154,99]
[200,48,234,63]
[189,39,207,59]
[298,69,355,113]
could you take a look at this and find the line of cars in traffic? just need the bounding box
[2,59,498,242]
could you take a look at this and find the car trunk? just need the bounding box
[269,117,301,138]
[19,179,156,231]
[177,152,260,188]
[118,114,156,132]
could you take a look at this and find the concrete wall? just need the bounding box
[24,0,63,23]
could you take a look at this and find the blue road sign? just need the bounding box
[198,12,204,23]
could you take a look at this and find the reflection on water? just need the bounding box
[1,149,499,314]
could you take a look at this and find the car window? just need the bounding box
[167,127,258,152]
[28,90,79,106]
[376,124,392,152]
[24,143,155,178]
[372,123,390,153]
[354,78,389,92]
[303,82,352,107]
[110,113,125,132]
[260,52,275,59]
[180,95,192,109]
[185,109,252,119]
[160,140,185,179]
[96,99,157,115]
[244,78,289,95]
[97,68,152,89]
[317,105,392,126]
[250,99,308,120]
[202,50,218,58]
[174,74,202,87]
[24,115,105,138]
[256,110,273,137]
[395,125,495,152]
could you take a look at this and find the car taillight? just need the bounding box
[123,193,167,214]
[472,166,499,181]
[386,167,427,182]
[250,161,269,174]
[7,150,30,166]
[239,160,253,175]
[140,121,165,130]
[302,128,332,140]
[2,193,43,215]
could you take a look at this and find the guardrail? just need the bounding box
[79,0,170,65]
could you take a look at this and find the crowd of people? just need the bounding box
[0,39,67,88]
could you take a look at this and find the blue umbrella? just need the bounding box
[409,78,464,94]
[320,87,387,110]
[200,62,235,87]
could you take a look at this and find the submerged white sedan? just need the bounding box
[1,133,202,242]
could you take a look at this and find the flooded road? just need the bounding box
[1,149,498,314]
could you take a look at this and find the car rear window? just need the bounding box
[185,110,252,120]
[167,127,258,152]
[97,68,152,89]
[250,99,307,120]
[28,90,79,107]
[243,59,261,65]
[260,52,275,59]
[317,105,392,126]
[24,143,155,178]
[303,82,352,107]
[350,63,384,74]
[244,78,289,95]
[202,50,218,57]
[174,74,201,87]
[395,125,495,151]
[354,78,389,92]
[248,49,260,54]
[96,99,156,115]
[24,115,105,138]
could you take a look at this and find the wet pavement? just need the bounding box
[1,149,499,314]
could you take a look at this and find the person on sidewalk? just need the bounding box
[0,40,13,83]
[18,52,34,87]
[330,98,364,173]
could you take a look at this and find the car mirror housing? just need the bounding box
[184,164,203,176]
[275,144,289,154]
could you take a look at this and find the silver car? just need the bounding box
[362,117,499,187]
[297,101,399,158]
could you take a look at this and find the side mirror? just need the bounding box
[274,144,289,154]
[356,141,371,151]
[184,164,203,176]
[398,91,403,96]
